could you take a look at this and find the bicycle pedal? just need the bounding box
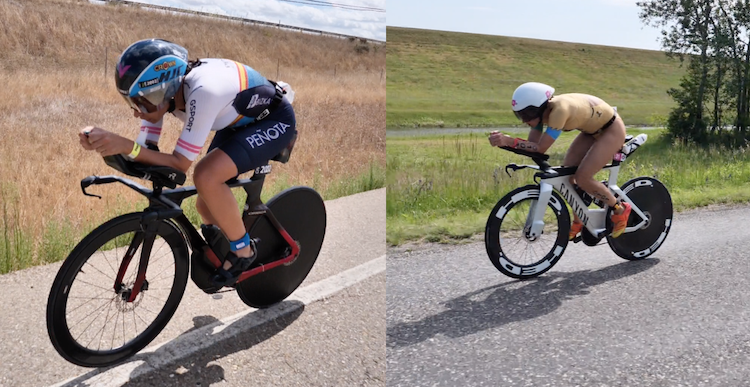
[572,235,582,244]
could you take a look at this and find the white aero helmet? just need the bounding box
[511,82,555,122]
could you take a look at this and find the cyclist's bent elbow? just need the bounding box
[535,143,553,154]
[171,152,192,174]
[537,132,558,154]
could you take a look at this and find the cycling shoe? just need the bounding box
[569,220,584,241]
[610,202,632,238]
[212,239,258,287]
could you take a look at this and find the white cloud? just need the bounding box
[134,0,385,41]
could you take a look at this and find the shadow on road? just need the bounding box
[387,258,659,348]
[124,303,305,386]
[57,300,304,387]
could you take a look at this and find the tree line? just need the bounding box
[639,0,750,146]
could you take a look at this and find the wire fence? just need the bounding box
[98,0,385,44]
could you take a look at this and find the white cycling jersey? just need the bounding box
[135,58,274,161]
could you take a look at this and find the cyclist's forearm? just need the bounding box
[514,138,540,152]
[514,134,554,153]
[129,141,192,173]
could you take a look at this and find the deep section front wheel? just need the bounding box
[46,213,189,367]
[235,186,326,308]
[607,177,673,260]
[485,185,570,279]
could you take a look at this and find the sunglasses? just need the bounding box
[513,107,542,122]
[121,88,170,114]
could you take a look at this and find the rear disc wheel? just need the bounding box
[607,177,673,260]
[235,187,326,308]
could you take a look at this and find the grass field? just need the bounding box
[386,26,684,128]
[386,129,750,245]
[0,0,385,273]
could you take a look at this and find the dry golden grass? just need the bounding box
[1,0,385,71]
[0,0,385,268]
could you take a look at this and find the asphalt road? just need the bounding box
[0,188,385,387]
[387,204,750,387]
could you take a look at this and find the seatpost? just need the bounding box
[152,182,163,197]
[242,172,267,231]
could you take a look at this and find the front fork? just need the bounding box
[525,182,554,239]
[113,214,161,303]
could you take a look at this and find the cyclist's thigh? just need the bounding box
[195,148,240,182]
[563,132,596,167]
[575,120,627,179]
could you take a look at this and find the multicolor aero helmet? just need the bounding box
[511,82,555,122]
[115,39,188,113]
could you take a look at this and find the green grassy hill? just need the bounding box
[387,26,684,128]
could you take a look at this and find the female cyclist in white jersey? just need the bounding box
[78,39,297,286]
[488,82,631,239]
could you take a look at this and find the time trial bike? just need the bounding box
[46,139,326,368]
[485,134,672,279]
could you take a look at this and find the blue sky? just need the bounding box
[387,0,666,51]
[116,0,386,41]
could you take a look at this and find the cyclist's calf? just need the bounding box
[195,195,216,225]
[572,174,614,206]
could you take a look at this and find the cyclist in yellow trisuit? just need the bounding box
[489,82,631,239]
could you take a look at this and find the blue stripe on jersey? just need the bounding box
[244,65,272,88]
[229,115,254,128]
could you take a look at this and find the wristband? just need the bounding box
[127,142,142,160]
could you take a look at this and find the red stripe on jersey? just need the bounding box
[176,139,202,154]
[140,126,162,135]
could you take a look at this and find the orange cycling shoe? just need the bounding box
[569,220,583,240]
[610,202,632,238]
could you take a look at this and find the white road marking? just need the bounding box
[50,255,386,387]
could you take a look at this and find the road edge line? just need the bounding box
[50,255,386,387]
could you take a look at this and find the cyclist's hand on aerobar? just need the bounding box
[79,126,131,157]
[78,127,96,151]
[488,131,512,148]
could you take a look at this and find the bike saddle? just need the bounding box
[103,154,187,189]
[271,131,297,164]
